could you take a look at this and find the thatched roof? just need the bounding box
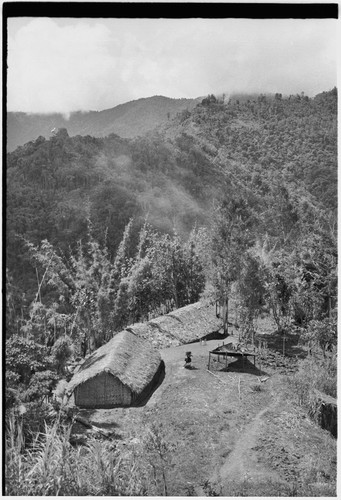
[127,301,222,349]
[67,330,161,395]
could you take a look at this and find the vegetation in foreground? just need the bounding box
[5,348,337,496]
[6,418,157,496]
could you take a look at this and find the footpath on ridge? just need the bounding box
[78,333,336,496]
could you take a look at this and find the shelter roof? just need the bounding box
[129,301,222,348]
[67,330,161,395]
[210,345,257,357]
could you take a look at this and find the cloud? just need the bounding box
[7,18,337,114]
[8,18,116,113]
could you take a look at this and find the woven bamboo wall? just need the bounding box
[75,372,131,408]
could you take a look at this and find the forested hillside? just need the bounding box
[162,89,337,211]
[7,87,337,327]
[7,95,201,152]
[6,89,337,485]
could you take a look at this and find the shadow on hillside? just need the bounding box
[186,325,234,345]
[70,412,123,442]
[255,332,306,358]
[77,409,121,427]
[216,358,268,376]
[133,360,166,407]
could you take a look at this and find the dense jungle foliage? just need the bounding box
[5,88,337,494]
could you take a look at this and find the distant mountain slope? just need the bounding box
[7,95,202,151]
[7,88,337,309]
[159,88,338,211]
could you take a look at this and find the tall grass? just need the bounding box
[289,353,337,430]
[5,415,152,496]
[290,354,336,400]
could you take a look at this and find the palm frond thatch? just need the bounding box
[129,301,222,348]
[67,330,161,395]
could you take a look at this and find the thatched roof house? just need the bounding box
[67,330,162,409]
[127,301,223,349]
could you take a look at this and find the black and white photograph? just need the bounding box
[4,3,338,496]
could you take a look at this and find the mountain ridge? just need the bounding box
[7,95,202,151]
[6,88,336,276]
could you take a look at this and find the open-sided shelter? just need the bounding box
[67,330,162,408]
[208,343,257,371]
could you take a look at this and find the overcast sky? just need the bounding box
[7,17,338,115]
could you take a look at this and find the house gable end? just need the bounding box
[75,371,131,409]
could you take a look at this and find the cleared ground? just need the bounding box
[76,335,336,496]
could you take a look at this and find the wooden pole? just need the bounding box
[208,352,211,370]
[35,267,41,303]
[222,295,229,336]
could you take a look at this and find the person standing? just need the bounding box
[184,351,192,369]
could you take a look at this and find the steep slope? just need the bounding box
[78,339,336,496]
[6,126,224,303]
[159,88,337,212]
[6,88,337,310]
[7,95,201,151]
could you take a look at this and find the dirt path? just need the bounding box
[211,381,282,489]
[78,337,336,496]
[154,341,286,493]
[147,339,225,406]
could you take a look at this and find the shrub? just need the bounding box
[291,355,336,400]
[5,417,166,495]
[20,402,58,445]
[24,370,59,402]
[6,422,141,495]
[51,336,73,375]
[6,335,49,385]
[289,354,337,434]
[250,383,263,392]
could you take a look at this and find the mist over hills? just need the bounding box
[5,12,338,491]
[6,92,284,152]
[7,88,337,307]
[7,95,202,152]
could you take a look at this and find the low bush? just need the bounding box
[5,416,151,496]
[5,413,174,496]
[289,354,337,435]
[290,354,336,401]
[250,383,263,392]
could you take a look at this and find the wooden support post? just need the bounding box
[223,296,229,336]
[225,355,228,370]
[283,336,287,357]
[208,352,211,370]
